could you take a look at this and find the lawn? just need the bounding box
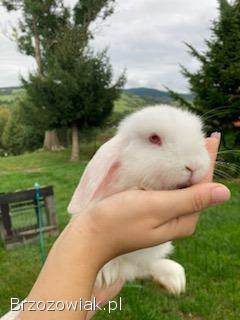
[0,148,239,319]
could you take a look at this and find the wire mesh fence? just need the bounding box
[10,199,47,233]
[0,186,58,248]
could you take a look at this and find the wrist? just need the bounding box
[24,214,105,319]
[55,213,112,270]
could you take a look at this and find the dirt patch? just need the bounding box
[179,312,205,320]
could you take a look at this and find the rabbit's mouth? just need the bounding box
[177,183,191,189]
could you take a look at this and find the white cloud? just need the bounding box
[0,8,36,87]
[0,0,219,92]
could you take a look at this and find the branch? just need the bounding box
[1,0,22,11]
[184,42,207,64]
[165,86,202,114]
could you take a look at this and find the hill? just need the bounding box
[0,86,192,108]
[114,92,150,114]
[125,87,193,104]
[0,86,21,96]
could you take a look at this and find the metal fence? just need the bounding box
[0,186,58,249]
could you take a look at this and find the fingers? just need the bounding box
[174,213,200,239]
[203,132,221,182]
[91,280,124,306]
[206,132,221,161]
[153,213,199,242]
[147,183,230,223]
[87,280,124,320]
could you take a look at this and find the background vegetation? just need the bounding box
[169,0,240,152]
[0,86,181,156]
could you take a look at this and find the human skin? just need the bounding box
[20,133,230,320]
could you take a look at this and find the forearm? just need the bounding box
[21,216,104,320]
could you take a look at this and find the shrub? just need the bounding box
[2,106,44,155]
[0,107,11,148]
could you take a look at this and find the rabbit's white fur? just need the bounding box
[70,105,211,294]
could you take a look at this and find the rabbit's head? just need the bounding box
[118,105,210,190]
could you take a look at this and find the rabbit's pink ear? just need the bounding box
[68,136,124,215]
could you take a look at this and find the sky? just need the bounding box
[0,0,219,93]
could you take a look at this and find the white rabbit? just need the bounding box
[68,105,211,295]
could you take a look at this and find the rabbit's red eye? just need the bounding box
[149,134,162,146]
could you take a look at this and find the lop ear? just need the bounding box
[68,136,124,215]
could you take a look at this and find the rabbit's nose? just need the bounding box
[185,166,194,174]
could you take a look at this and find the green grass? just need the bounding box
[0,149,240,319]
[114,93,147,114]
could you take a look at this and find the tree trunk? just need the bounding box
[33,18,52,149]
[34,34,42,74]
[43,130,62,151]
[71,123,79,161]
[33,32,60,150]
[33,17,42,75]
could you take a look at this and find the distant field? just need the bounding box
[0,87,174,111]
[0,89,22,107]
[0,147,239,319]
[114,93,148,114]
[0,94,13,104]
[0,88,149,113]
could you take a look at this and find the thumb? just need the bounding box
[155,183,231,222]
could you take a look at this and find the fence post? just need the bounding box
[0,203,13,237]
[44,195,57,226]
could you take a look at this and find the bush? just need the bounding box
[0,107,11,148]
[2,106,44,155]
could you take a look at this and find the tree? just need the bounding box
[2,0,120,156]
[169,0,240,149]
[1,0,69,150]
[21,0,125,161]
[23,39,125,160]
[73,0,115,31]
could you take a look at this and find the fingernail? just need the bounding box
[211,186,231,205]
[211,132,221,139]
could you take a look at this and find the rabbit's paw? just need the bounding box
[95,264,120,288]
[151,259,186,295]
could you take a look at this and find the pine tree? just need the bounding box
[23,41,125,161]
[21,1,125,161]
[2,0,120,158]
[169,0,240,149]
